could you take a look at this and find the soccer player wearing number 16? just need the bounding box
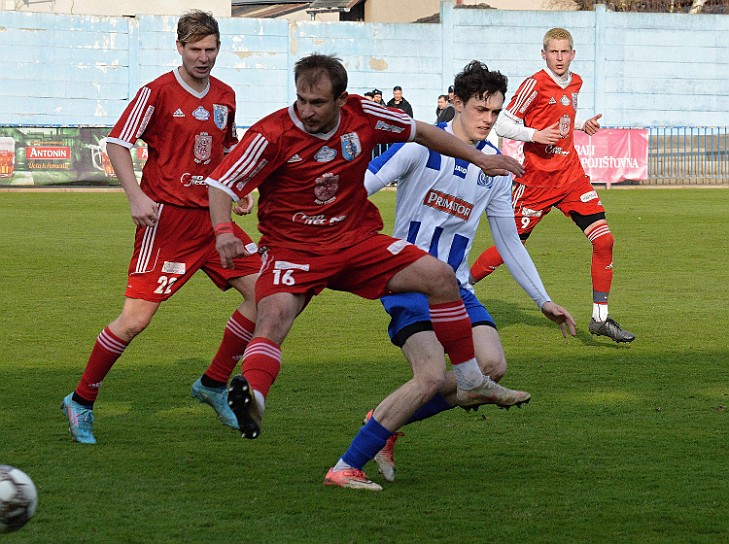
[205,55,527,489]
[470,27,635,343]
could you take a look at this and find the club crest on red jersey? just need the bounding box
[193,106,210,121]
[314,146,336,162]
[341,132,361,161]
[194,132,212,163]
[559,114,571,137]
[560,95,571,107]
[314,173,339,205]
[213,104,228,130]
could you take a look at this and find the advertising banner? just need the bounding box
[500,128,649,186]
[0,127,147,187]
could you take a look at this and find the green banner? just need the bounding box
[0,127,146,187]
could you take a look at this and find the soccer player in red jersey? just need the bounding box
[205,53,525,490]
[61,11,262,444]
[470,27,635,343]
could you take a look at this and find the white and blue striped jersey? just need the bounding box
[365,122,550,307]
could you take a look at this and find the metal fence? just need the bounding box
[376,127,729,186]
[646,126,729,185]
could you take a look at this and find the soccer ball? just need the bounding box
[0,465,37,533]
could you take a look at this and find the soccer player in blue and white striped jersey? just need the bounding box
[325,61,576,490]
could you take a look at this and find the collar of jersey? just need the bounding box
[173,67,210,99]
[543,67,573,90]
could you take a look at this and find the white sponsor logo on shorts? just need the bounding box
[245,242,258,254]
[162,261,186,275]
[387,239,411,255]
[275,260,310,271]
[580,190,599,203]
[521,207,543,218]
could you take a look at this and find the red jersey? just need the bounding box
[507,69,585,188]
[108,69,238,208]
[206,95,416,252]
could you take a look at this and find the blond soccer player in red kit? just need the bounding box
[470,27,635,343]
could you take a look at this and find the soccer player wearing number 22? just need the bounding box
[61,11,262,444]
[470,27,635,343]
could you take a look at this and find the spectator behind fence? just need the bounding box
[387,85,413,117]
[436,94,455,123]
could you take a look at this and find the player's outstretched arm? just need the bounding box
[413,120,524,178]
[540,301,577,338]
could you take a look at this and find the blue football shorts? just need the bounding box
[381,287,496,347]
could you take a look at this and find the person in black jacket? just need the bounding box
[435,94,455,123]
[387,85,413,117]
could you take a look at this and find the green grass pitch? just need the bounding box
[0,188,727,543]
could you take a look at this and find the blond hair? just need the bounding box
[542,28,573,50]
[177,10,220,46]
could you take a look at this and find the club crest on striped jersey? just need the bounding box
[213,104,228,130]
[341,132,361,161]
[194,132,212,163]
[314,173,339,205]
[193,106,210,121]
[477,171,494,188]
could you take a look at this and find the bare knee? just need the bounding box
[413,371,446,400]
[109,313,151,342]
[424,260,460,301]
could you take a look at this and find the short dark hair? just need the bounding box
[393,85,402,91]
[453,60,507,105]
[448,85,454,93]
[364,91,374,97]
[294,53,348,98]
[177,10,220,46]
[438,94,448,101]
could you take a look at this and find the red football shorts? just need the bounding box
[254,234,427,303]
[125,203,261,302]
[512,175,606,235]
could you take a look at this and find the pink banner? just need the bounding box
[501,128,649,185]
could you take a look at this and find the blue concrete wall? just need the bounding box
[0,5,727,127]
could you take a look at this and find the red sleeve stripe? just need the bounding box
[217,133,269,188]
[507,78,536,116]
[118,86,151,142]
